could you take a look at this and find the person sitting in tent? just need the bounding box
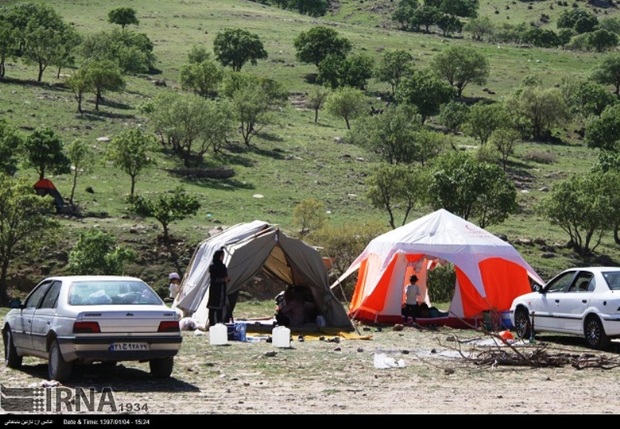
[275,286,306,328]
[403,275,421,323]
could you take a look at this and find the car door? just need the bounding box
[13,281,53,352]
[555,272,593,333]
[530,271,575,331]
[30,280,62,353]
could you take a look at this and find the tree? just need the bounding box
[305,86,330,123]
[464,16,495,42]
[132,187,201,243]
[66,139,94,205]
[68,229,135,275]
[78,29,156,75]
[512,86,569,141]
[179,58,224,98]
[294,26,352,67]
[187,44,211,64]
[325,86,367,130]
[489,127,520,171]
[22,128,70,180]
[227,74,288,145]
[65,67,89,114]
[7,2,68,82]
[438,100,470,133]
[538,171,620,256]
[430,45,490,98]
[0,17,17,79]
[317,53,375,90]
[592,151,620,245]
[347,103,421,164]
[396,68,456,123]
[426,150,518,228]
[339,53,375,90]
[560,77,617,124]
[105,129,157,198]
[107,7,139,29]
[81,59,125,111]
[213,28,268,72]
[392,0,420,31]
[374,49,415,98]
[50,25,81,79]
[145,92,235,165]
[585,29,619,53]
[464,101,510,145]
[591,53,620,96]
[585,103,620,151]
[557,8,598,34]
[0,174,59,304]
[436,13,463,37]
[0,119,23,176]
[440,0,479,18]
[292,199,327,236]
[366,163,427,228]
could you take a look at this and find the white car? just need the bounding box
[509,267,620,350]
[2,275,182,382]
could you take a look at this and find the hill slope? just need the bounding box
[2,0,619,296]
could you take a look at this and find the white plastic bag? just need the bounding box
[373,353,406,369]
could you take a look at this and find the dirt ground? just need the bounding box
[2,323,620,416]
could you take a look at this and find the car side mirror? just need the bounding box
[533,284,543,293]
[8,298,22,309]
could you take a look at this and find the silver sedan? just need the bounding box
[509,267,620,350]
[2,275,182,382]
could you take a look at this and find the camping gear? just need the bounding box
[226,323,247,341]
[33,178,64,212]
[173,220,354,331]
[209,323,228,345]
[332,209,544,325]
[272,326,291,348]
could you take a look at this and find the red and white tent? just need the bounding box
[332,209,544,324]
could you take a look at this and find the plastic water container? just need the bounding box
[209,323,228,345]
[235,323,247,342]
[272,326,291,348]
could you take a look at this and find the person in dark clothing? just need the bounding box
[207,249,230,326]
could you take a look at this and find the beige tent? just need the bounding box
[173,220,354,330]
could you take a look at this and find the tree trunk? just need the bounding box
[37,61,45,82]
[70,170,78,205]
[0,256,11,305]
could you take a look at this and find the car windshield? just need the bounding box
[602,271,620,291]
[68,280,163,306]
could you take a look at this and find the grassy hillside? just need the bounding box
[2,0,620,295]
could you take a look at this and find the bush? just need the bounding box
[522,150,557,164]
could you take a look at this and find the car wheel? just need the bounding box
[584,316,611,350]
[48,340,72,382]
[514,307,531,340]
[149,357,174,378]
[4,329,23,369]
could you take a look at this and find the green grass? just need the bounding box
[2,0,620,296]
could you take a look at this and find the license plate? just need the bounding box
[109,342,149,351]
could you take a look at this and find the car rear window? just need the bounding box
[602,271,620,291]
[68,281,163,305]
